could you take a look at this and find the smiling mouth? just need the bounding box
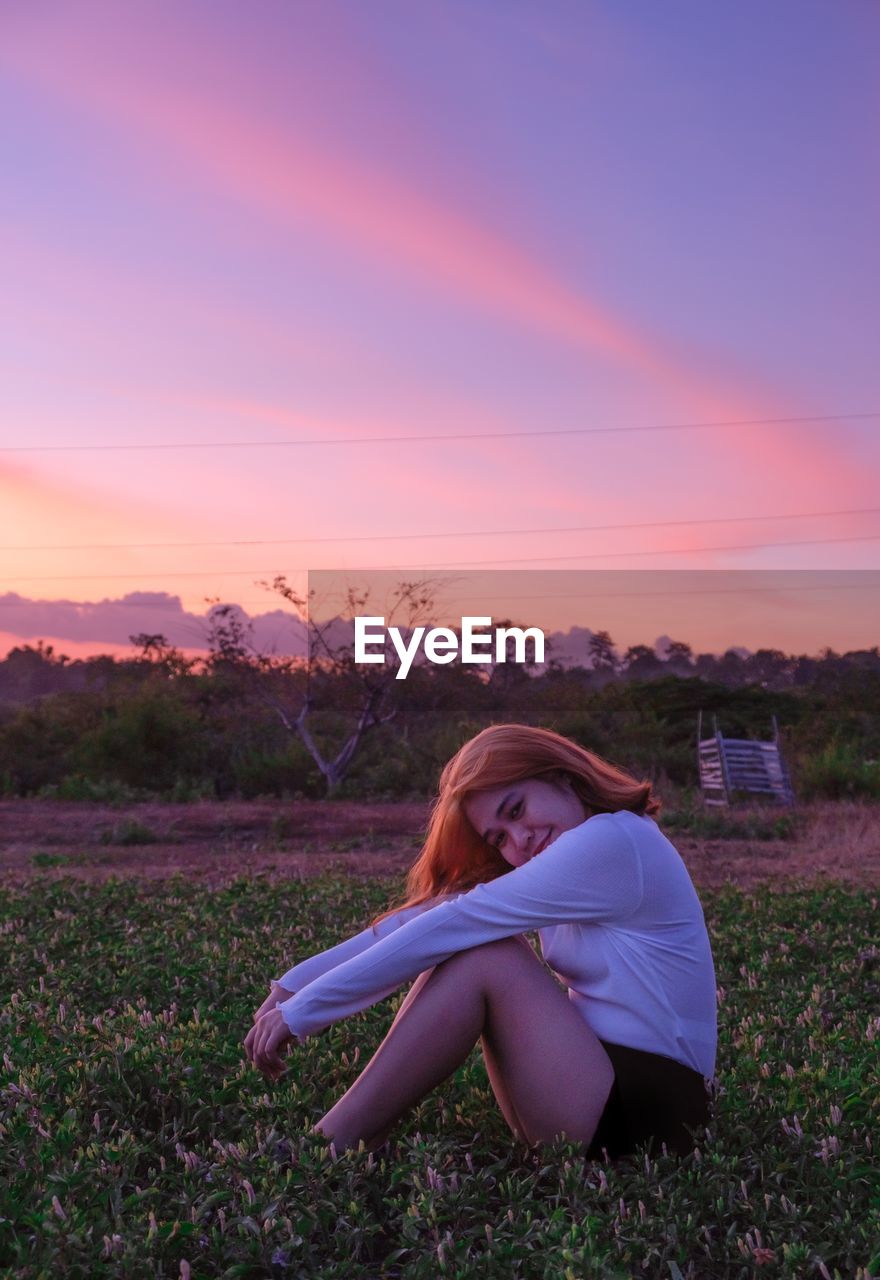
[533,829,552,857]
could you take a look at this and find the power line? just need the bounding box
[1,505,878,553]
[1,410,877,453]
[376,532,880,570]
[448,579,880,605]
[3,531,880,584]
[262,580,880,613]
[227,578,880,612]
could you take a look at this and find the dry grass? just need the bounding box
[1,798,878,891]
[677,800,880,890]
[0,798,426,888]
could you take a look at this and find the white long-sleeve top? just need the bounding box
[274,810,717,1078]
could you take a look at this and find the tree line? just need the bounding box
[1,617,878,803]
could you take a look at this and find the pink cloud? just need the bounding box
[3,3,874,543]
[0,15,782,397]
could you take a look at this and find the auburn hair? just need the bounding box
[371,723,659,927]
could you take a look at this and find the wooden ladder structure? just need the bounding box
[697,713,794,807]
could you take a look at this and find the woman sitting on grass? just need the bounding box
[244,724,716,1160]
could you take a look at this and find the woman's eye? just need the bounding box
[494,832,506,848]
[510,801,522,819]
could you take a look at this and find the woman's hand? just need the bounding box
[244,1008,294,1082]
[253,981,295,1024]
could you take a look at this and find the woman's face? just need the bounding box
[463,774,588,868]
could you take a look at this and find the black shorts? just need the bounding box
[585,1040,711,1161]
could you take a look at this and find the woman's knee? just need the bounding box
[435,935,536,976]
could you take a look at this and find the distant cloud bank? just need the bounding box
[0,592,308,656]
[0,592,753,664]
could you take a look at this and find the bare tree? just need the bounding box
[207,577,444,794]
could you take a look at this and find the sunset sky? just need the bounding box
[2,1,879,659]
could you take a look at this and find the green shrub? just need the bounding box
[38,774,149,805]
[73,689,209,793]
[796,742,880,800]
[169,776,216,803]
[230,742,322,799]
[340,743,428,800]
[0,696,99,793]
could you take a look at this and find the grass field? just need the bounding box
[1,866,878,1278]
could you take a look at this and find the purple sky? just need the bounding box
[2,1,879,657]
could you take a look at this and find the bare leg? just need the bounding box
[314,936,615,1151]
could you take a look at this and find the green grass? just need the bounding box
[1,876,878,1279]
[30,852,78,868]
[660,809,800,841]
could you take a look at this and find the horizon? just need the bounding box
[3,569,879,663]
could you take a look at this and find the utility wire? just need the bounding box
[2,505,878,553]
[375,532,880,570]
[1,410,877,453]
[3,531,880,584]
[234,580,880,611]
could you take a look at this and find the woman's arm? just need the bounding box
[278,814,644,1042]
[272,897,450,991]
